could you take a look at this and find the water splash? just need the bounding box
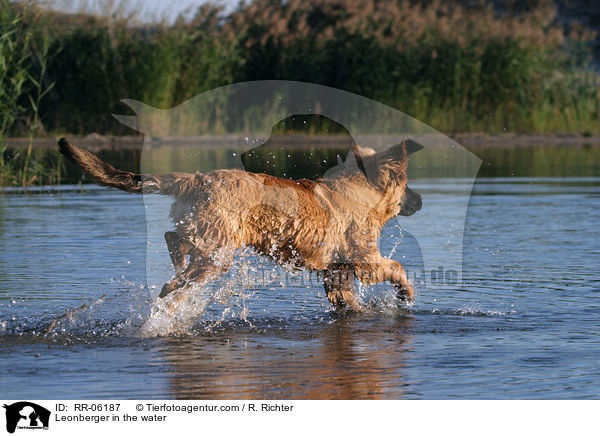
[1,245,514,342]
[139,248,263,336]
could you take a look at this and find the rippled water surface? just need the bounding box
[0,177,598,399]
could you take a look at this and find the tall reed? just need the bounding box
[0,0,58,187]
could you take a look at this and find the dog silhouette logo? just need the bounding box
[111,80,481,303]
[3,402,50,433]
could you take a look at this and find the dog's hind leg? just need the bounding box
[323,266,364,312]
[355,256,414,303]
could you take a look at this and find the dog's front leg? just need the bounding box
[164,231,193,273]
[159,251,231,299]
[356,257,415,303]
[322,267,364,312]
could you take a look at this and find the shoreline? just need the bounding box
[5,133,600,151]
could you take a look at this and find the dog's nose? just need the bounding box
[413,191,422,211]
[399,187,422,216]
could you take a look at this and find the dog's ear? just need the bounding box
[356,139,424,187]
[352,145,377,178]
[404,139,424,155]
[353,144,376,157]
[386,139,424,158]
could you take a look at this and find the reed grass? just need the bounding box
[1,0,61,187]
[1,0,597,137]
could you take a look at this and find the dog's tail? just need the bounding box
[58,138,189,195]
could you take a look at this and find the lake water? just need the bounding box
[0,172,599,399]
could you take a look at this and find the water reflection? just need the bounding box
[161,315,414,399]
[51,141,600,185]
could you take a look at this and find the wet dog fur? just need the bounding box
[58,138,422,311]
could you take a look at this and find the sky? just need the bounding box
[45,0,239,23]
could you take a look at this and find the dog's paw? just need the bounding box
[395,285,415,305]
[159,278,187,298]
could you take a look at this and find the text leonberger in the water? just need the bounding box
[58,138,422,311]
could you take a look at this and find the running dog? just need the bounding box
[58,137,422,311]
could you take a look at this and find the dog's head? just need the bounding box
[352,139,423,217]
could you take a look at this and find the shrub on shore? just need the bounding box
[1,0,599,137]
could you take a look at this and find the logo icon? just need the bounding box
[3,402,50,434]
[114,81,481,297]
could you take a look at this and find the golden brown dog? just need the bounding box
[58,138,422,311]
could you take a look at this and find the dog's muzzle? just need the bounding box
[399,187,422,216]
